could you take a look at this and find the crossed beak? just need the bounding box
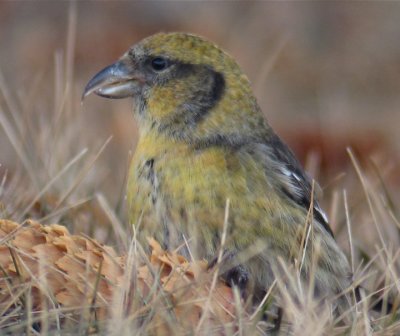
[82,56,143,100]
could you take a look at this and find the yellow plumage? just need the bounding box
[84,32,351,307]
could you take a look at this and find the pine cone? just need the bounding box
[0,220,236,332]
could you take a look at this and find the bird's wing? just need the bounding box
[265,133,334,237]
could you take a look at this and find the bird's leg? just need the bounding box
[208,250,249,299]
[270,307,283,332]
[209,252,283,331]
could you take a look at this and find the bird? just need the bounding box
[83,32,352,309]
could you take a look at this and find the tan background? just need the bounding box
[0,2,399,240]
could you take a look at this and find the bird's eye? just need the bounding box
[151,57,169,71]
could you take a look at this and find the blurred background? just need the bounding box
[0,2,399,251]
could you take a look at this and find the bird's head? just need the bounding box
[83,32,267,145]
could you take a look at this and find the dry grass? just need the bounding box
[0,5,399,335]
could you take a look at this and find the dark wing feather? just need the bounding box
[268,133,334,238]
